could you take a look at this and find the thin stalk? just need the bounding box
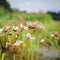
[13,54,15,60]
[35,31,39,60]
[27,40,30,60]
[54,37,59,49]
[20,30,25,60]
[31,51,34,60]
[30,41,34,60]
[1,53,5,60]
[4,32,7,46]
[49,38,55,47]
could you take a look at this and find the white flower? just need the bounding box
[30,37,35,40]
[26,33,35,40]
[20,24,28,30]
[40,39,45,43]
[19,40,23,44]
[13,40,23,46]
[26,33,31,38]
[51,34,54,37]
[20,24,23,28]
[0,28,3,33]
[13,26,18,31]
[24,27,28,30]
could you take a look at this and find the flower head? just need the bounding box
[26,33,35,40]
[8,32,12,35]
[15,34,20,39]
[51,34,54,37]
[30,37,35,40]
[3,26,10,32]
[20,24,28,30]
[13,40,23,46]
[0,28,3,33]
[27,21,46,31]
[13,26,18,32]
[40,39,45,43]
[26,33,31,38]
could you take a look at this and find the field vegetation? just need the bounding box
[0,7,60,60]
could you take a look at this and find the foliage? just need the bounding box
[47,11,60,21]
[0,0,12,11]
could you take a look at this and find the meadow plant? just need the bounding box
[0,21,60,60]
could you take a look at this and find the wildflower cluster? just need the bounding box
[40,31,60,49]
[0,21,60,60]
[0,22,44,60]
[27,21,46,31]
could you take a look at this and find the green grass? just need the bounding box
[0,7,53,23]
[44,21,60,32]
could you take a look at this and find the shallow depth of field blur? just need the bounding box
[0,0,60,60]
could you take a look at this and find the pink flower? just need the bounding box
[20,24,28,30]
[13,40,23,46]
[26,33,35,40]
[13,26,18,32]
[3,26,10,32]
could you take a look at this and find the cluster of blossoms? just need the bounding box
[0,21,60,60]
[27,21,46,31]
[0,21,46,34]
[0,23,28,33]
[41,31,60,48]
[50,32,60,38]
[0,23,36,56]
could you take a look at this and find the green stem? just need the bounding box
[20,30,25,60]
[13,54,15,60]
[55,38,59,49]
[4,32,7,46]
[1,53,5,60]
[49,38,55,47]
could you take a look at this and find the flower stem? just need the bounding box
[13,54,15,60]
[1,53,5,60]
[55,38,59,49]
